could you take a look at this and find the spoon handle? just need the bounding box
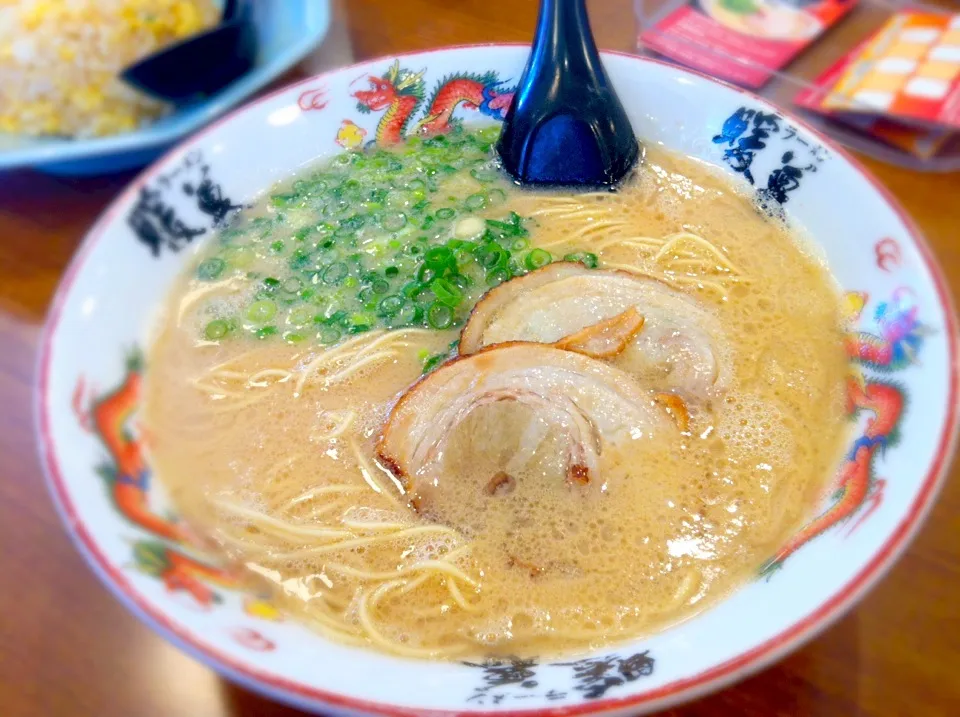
[497,0,640,187]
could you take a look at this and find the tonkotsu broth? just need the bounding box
[145,125,849,660]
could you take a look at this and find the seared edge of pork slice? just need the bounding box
[553,306,646,359]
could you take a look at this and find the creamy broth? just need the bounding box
[146,127,848,659]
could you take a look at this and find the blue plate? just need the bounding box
[0,0,330,176]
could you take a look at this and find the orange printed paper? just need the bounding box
[817,11,960,129]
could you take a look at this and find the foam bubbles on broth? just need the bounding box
[145,137,849,660]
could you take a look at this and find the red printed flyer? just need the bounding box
[640,0,857,89]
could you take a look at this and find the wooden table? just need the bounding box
[1,1,958,715]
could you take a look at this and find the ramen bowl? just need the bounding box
[37,45,958,715]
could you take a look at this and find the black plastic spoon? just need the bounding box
[496,0,641,188]
[120,0,258,106]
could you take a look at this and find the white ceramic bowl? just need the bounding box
[37,45,959,716]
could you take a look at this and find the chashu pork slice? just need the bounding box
[459,263,730,399]
[377,343,677,506]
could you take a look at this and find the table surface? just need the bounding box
[2,2,959,716]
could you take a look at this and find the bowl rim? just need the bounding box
[35,44,960,717]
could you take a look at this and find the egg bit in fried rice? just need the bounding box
[0,0,219,138]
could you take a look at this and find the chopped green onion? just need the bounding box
[471,167,499,183]
[524,248,553,271]
[422,351,449,373]
[348,315,374,333]
[417,266,437,284]
[319,326,342,344]
[378,295,405,316]
[218,227,243,245]
[229,248,254,269]
[247,300,277,324]
[486,188,507,205]
[322,262,348,284]
[431,277,463,307]
[290,249,311,270]
[486,213,527,238]
[358,286,375,305]
[191,127,540,345]
[424,246,455,271]
[204,319,229,340]
[427,302,454,329]
[486,267,510,286]
[401,281,420,299]
[563,251,599,268]
[270,193,297,208]
[323,310,346,327]
[282,276,303,294]
[197,257,226,281]
[288,306,313,326]
[478,245,508,269]
[393,303,422,326]
[381,212,407,231]
[449,273,471,291]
